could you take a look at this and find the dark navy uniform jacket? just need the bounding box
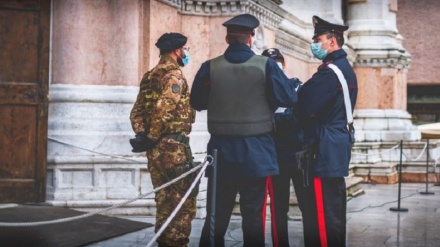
[190,44,299,179]
[274,105,302,169]
[298,49,358,177]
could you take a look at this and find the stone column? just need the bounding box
[346,0,420,142]
[346,0,424,183]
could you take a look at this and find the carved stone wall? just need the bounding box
[46,84,209,217]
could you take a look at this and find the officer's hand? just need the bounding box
[129,132,156,153]
[291,77,302,91]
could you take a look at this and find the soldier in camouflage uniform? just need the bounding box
[129,32,198,247]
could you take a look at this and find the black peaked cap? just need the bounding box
[312,15,348,39]
[261,48,284,61]
[223,13,260,33]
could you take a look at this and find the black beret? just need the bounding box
[223,14,260,33]
[261,48,284,61]
[155,32,187,54]
[312,15,348,39]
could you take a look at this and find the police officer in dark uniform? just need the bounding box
[190,14,300,247]
[296,16,358,247]
[262,48,286,72]
[262,48,303,247]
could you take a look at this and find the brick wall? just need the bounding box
[397,0,440,85]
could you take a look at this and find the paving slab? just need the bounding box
[85,183,440,247]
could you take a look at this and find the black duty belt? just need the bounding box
[161,133,194,166]
[162,133,189,145]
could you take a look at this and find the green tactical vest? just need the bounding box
[207,55,273,136]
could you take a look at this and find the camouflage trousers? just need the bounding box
[146,136,199,247]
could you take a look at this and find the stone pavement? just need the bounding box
[87,183,440,247]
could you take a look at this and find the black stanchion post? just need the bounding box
[420,139,435,195]
[390,140,409,212]
[428,138,440,187]
[209,149,218,247]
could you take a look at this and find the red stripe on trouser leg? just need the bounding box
[314,178,328,247]
[267,176,279,247]
[262,177,269,239]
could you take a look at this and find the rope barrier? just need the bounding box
[48,137,143,164]
[50,137,431,166]
[351,143,400,156]
[0,157,212,227]
[351,141,434,165]
[49,137,206,162]
[402,142,428,162]
[6,138,435,226]
[145,156,211,247]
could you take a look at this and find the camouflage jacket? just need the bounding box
[130,54,195,141]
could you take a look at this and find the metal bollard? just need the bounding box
[209,149,218,247]
[390,140,409,212]
[420,139,435,195]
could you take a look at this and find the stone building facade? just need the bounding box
[46,0,439,216]
[398,0,440,124]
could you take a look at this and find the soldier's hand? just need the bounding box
[129,132,156,152]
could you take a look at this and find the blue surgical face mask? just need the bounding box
[310,42,328,60]
[178,50,190,67]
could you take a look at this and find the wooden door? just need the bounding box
[0,0,50,202]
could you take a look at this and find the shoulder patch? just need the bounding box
[172,84,181,93]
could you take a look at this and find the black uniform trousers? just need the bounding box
[295,176,347,247]
[268,165,304,247]
[199,176,268,247]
